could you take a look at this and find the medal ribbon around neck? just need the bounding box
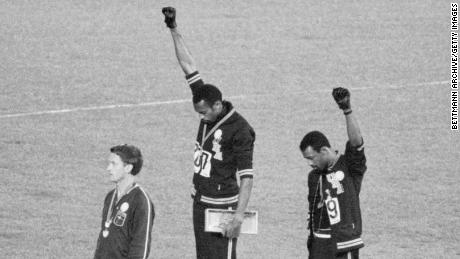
[200,108,235,147]
[103,190,117,237]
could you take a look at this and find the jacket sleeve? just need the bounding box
[128,190,155,259]
[233,125,256,179]
[185,71,205,92]
[344,141,367,193]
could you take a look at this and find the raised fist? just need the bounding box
[162,7,176,29]
[332,87,351,110]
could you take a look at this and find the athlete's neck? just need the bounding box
[327,150,340,170]
[215,100,232,121]
[116,175,135,200]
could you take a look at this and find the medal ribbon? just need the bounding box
[104,190,117,229]
[201,108,235,146]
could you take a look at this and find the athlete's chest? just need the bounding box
[102,190,138,239]
[310,160,350,198]
[196,123,234,151]
[324,160,350,195]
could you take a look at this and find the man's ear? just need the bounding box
[319,146,330,155]
[212,100,223,111]
[124,164,133,174]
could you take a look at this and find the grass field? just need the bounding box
[1,0,458,258]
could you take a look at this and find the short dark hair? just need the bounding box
[192,84,222,106]
[110,144,143,175]
[299,131,330,152]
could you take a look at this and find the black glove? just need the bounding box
[162,7,177,29]
[332,87,351,111]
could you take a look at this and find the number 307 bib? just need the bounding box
[194,142,212,177]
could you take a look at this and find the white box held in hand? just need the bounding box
[204,209,258,234]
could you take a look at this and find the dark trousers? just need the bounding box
[309,237,359,259]
[193,201,237,259]
[337,250,359,259]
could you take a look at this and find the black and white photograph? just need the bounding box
[0,1,455,258]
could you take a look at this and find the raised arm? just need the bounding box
[332,87,363,147]
[162,7,197,75]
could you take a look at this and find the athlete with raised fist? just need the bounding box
[162,7,256,259]
[300,87,367,259]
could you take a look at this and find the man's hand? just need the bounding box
[222,213,244,239]
[332,87,351,111]
[162,7,177,29]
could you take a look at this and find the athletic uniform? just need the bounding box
[186,71,255,259]
[307,142,366,259]
[94,184,155,259]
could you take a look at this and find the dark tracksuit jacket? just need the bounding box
[94,184,155,259]
[187,71,256,207]
[308,141,367,255]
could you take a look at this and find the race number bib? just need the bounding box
[194,142,212,177]
[325,189,341,225]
